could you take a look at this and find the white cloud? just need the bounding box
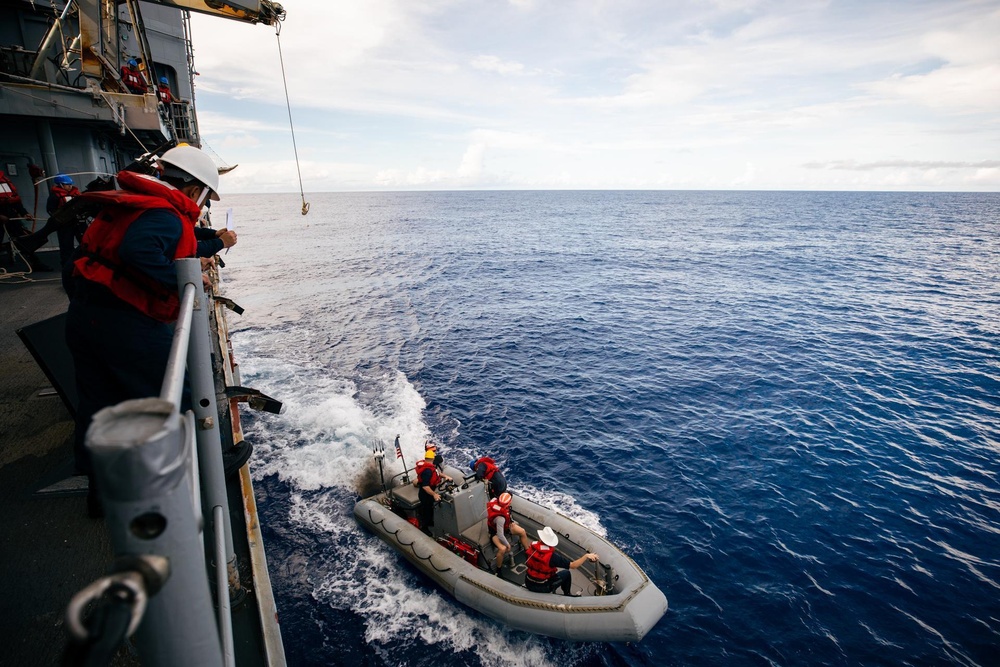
[470,55,531,76]
[186,0,1000,192]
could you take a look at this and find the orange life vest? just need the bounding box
[51,184,80,209]
[415,460,441,488]
[73,170,199,322]
[0,172,23,207]
[121,67,146,93]
[525,542,557,582]
[157,84,173,105]
[487,500,511,535]
[474,456,498,480]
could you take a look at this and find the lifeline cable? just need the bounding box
[274,21,309,216]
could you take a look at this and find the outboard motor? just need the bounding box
[594,562,618,596]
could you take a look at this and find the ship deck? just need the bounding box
[0,252,124,664]
[0,249,276,665]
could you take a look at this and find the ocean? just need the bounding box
[220,190,1000,666]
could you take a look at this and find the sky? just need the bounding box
[189,0,1000,193]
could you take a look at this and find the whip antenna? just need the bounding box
[275,21,309,215]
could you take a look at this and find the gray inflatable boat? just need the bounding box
[353,460,667,642]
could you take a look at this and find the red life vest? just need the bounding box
[487,501,511,535]
[414,460,441,488]
[73,170,199,322]
[51,184,80,209]
[525,542,556,581]
[474,456,498,480]
[157,84,173,105]
[121,67,146,93]
[0,172,23,207]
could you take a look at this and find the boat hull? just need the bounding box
[353,476,667,642]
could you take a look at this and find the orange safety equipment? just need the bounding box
[73,170,199,322]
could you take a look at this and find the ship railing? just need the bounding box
[67,258,239,667]
[169,100,201,145]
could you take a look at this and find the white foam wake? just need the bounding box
[237,353,598,666]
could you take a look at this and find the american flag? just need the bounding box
[395,439,404,459]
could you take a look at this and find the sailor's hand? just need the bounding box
[200,256,215,271]
[217,229,237,248]
[587,553,599,563]
[433,493,441,502]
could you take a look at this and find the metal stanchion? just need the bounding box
[175,258,241,596]
[86,398,223,666]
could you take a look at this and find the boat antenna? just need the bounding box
[274,20,309,216]
[372,438,387,493]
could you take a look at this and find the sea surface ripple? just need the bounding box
[222,190,1000,666]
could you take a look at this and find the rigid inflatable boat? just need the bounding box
[353,448,667,642]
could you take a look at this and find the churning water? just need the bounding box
[221,190,1000,666]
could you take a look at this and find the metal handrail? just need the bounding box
[160,282,196,409]
[71,260,239,666]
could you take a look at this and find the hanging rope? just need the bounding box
[274,21,309,216]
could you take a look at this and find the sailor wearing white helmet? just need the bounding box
[66,144,222,516]
[524,526,600,597]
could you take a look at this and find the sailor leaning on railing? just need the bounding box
[63,145,235,517]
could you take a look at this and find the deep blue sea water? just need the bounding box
[221,190,1000,666]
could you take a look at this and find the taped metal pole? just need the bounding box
[175,258,240,595]
[87,398,223,667]
[161,283,196,409]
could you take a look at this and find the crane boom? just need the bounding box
[135,0,286,26]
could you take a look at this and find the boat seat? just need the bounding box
[389,481,420,510]
[460,519,491,548]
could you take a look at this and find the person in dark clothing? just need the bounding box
[1,169,31,244]
[414,450,452,531]
[16,175,115,275]
[120,58,147,94]
[156,77,174,105]
[524,526,600,597]
[469,455,507,498]
[0,169,48,270]
[66,145,220,515]
[46,173,82,267]
[195,225,237,257]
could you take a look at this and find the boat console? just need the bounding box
[433,478,488,539]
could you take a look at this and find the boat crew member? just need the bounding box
[120,58,147,94]
[487,492,529,572]
[469,455,507,498]
[415,450,452,531]
[156,77,174,105]
[525,526,599,597]
[66,144,220,516]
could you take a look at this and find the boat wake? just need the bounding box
[236,350,605,666]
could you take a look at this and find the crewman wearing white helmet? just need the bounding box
[65,144,221,516]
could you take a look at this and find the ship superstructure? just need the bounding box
[1,1,288,664]
[0,0,282,210]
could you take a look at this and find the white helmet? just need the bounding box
[158,145,220,200]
